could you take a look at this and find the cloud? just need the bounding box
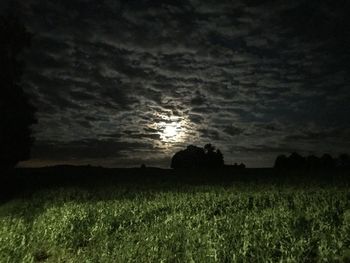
[190,90,206,106]
[223,125,244,136]
[198,128,220,141]
[16,0,350,167]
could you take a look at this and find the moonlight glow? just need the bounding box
[163,124,178,138]
[160,122,182,142]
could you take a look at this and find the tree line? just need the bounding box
[274,152,350,171]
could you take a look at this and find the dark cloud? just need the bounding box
[198,129,220,141]
[223,125,244,136]
[188,114,204,125]
[190,91,206,106]
[13,0,350,167]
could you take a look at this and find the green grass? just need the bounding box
[1,183,350,262]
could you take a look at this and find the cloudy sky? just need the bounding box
[7,0,350,167]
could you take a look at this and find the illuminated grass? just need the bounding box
[1,184,350,262]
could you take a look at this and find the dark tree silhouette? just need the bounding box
[274,152,347,171]
[337,154,350,169]
[274,154,288,170]
[204,144,224,168]
[306,155,321,171]
[288,152,306,170]
[171,145,205,169]
[274,153,306,170]
[215,150,224,167]
[0,14,36,172]
[171,144,224,170]
[320,154,335,170]
[238,163,246,169]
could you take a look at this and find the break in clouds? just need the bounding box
[8,0,350,167]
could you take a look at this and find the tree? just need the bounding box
[275,152,341,171]
[306,155,321,171]
[288,152,306,170]
[274,154,288,170]
[320,154,335,170]
[337,154,350,169]
[171,145,206,169]
[0,14,36,172]
[274,153,306,170]
[215,149,224,167]
[238,163,246,169]
[204,144,224,168]
[171,144,224,170]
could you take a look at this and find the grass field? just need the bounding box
[1,179,350,263]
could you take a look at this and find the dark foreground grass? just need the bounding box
[1,179,350,263]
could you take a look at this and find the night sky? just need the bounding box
[6,0,350,168]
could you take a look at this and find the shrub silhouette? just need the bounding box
[0,14,37,173]
[171,144,224,170]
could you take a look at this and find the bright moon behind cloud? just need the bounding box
[163,123,178,138]
[159,122,182,143]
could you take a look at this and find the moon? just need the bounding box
[163,124,178,138]
[160,122,182,142]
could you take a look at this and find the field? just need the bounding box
[1,169,350,262]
